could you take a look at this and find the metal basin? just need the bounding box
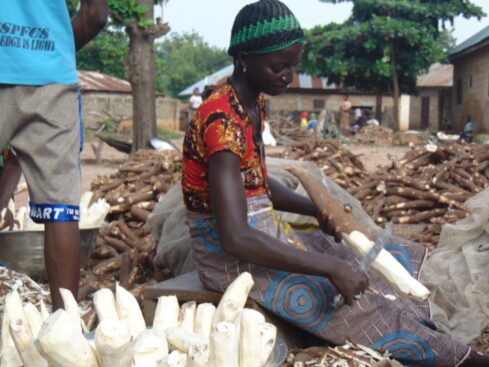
[0,227,99,281]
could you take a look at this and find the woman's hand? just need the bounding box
[329,263,369,305]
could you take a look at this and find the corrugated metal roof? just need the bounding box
[449,24,489,58]
[178,64,337,96]
[180,61,453,96]
[78,70,132,93]
[179,64,234,96]
[416,63,453,88]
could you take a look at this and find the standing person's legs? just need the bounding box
[45,222,80,309]
[7,84,82,309]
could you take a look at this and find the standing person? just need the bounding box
[339,94,352,136]
[183,87,204,131]
[0,0,108,309]
[181,0,489,365]
[188,87,203,112]
[460,116,474,143]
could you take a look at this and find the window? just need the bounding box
[313,99,325,110]
[456,78,462,104]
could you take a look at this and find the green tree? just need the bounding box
[109,0,170,151]
[301,0,485,128]
[155,32,231,98]
[68,0,169,150]
[76,29,129,79]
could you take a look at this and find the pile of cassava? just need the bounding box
[280,140,489,247]
[1,272,279,367]
[78,149,182,307]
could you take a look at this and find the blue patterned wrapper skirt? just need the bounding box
[186,195,470,367]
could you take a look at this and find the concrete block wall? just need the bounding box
[266,92,394,125]
[80,91,183,132]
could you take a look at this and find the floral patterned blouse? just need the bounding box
[182,81,268,214]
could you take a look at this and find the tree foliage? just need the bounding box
[303,0,484,94]
[108,0,158,28]
[76,29,129,79]
[300,0,485,126]
[155,32,231,98]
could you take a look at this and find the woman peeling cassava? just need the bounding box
[181,1,489,365]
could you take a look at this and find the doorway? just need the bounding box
[421,97,430,129]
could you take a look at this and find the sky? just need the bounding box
[160,0,489,50]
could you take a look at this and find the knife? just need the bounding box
[332,222,393,310]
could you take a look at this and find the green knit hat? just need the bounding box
[228,0,305,57]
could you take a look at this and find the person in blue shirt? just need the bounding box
[460,116,474,143]
[0,0,108,310]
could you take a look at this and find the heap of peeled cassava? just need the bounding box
[0,272,277,367]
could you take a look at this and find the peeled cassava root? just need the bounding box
[286,164,430,301]
[342,231,430,301]
[35,309,99,367]
[153,295,180,334]
[1,272,276,367]
[95,319,132,367]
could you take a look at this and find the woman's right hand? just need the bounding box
[329,263,369,305]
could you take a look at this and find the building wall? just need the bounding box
[451,43,489,133]
[80,91,183,131]
[266,92,394,125]
[408,89,444,130]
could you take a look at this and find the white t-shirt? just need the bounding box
[189,95,203,110]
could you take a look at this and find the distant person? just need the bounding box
[339,95,352,135]
[460,116,474,143]
[348,109,367,134]
[354,107,362,121]
[188,87,203,111]
[441,118,453,133]
[185,87,204,127]
[300,111,309,129]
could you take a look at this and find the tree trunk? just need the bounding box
[126,0,169,152]
[391,44,400,131]
[375,93,382,123]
